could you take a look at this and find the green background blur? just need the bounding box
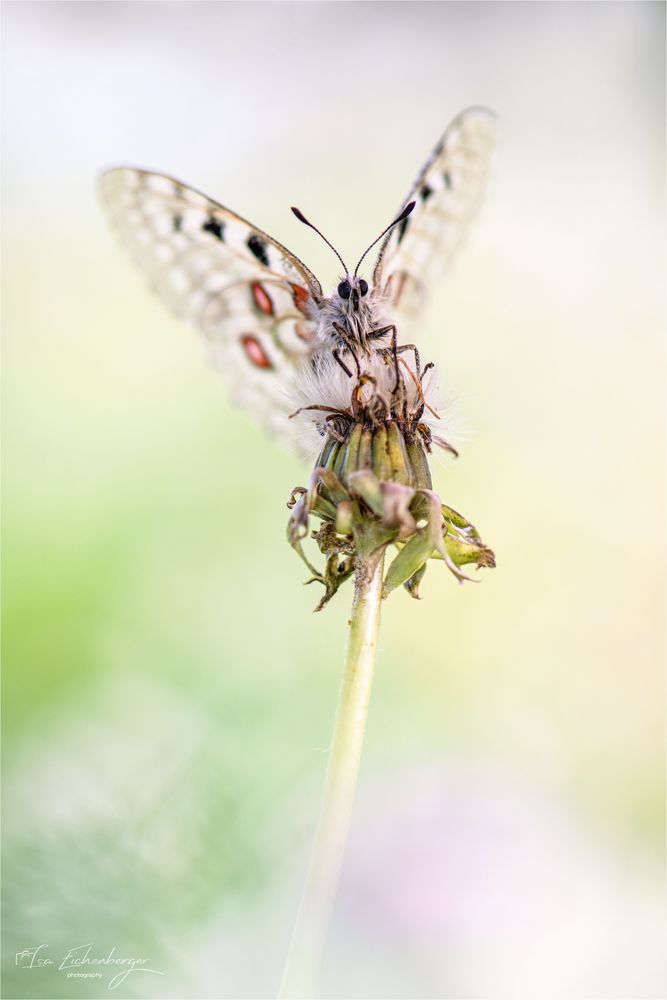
[3,3,664,998]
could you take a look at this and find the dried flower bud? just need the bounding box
[286,352,494,609]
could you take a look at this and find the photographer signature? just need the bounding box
[15,943,165,991]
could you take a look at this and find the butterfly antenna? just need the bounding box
[291,207,349,274]
[353,201,416,277]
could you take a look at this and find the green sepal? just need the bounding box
[310,467,349,506]
[404,561,428,599]
[441,503,482,538]
[347,469,384,516]
[315,435,339,472]
[382,528,436,598]
[335,499,354,535]
[435,504,496,570]
[405,438,432,490]
[386,421,412,485]
[371,424,391,482]
[342,423,363,484]
[440,534,496,568]
[358,427,374,470]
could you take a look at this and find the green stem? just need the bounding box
[278,549,385,998]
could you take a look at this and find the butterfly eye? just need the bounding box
[337,280,351,300]
[359,279,369,296]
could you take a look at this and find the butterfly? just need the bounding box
[99,107,495,451]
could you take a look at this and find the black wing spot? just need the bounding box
[173,214,183,232]
[247,234,270,266]
[443,172,452,189]
[420,184,433,202]
[202,217,225,241]
[396,216,410,245]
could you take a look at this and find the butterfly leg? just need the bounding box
[333,322,361,376]
[412,361,436,420]
[394,343,426,397]
[367,324,396,341]
[332,349,354,379]
[396,343,422,380]
[389,328,401,392]
[289,403,351,419]
[420,361,434,383]
[367,327,423,390]
[367,324,400,390]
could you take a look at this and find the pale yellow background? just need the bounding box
[3,2,664,998]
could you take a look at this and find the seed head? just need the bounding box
[286,352,494,610]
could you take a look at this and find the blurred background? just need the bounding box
[2,2,664,998]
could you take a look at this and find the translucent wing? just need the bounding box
[99,167,322,442]
[373,107,495,328]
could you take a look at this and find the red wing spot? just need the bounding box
[251,281,275,316]
[295,321,315,343]
[241,334,274,369]
[291,283,311,316]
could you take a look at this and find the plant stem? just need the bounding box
[278,549,385,998]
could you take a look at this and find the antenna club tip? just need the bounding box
[404,200,417,217]
[290,207,349,273]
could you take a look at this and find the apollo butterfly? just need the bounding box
[99,108,495,455]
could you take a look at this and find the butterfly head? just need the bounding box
[291,201,415,313]
[336,276,370,313]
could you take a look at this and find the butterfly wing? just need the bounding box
[373,107,495,328]
[99,167,322,442]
